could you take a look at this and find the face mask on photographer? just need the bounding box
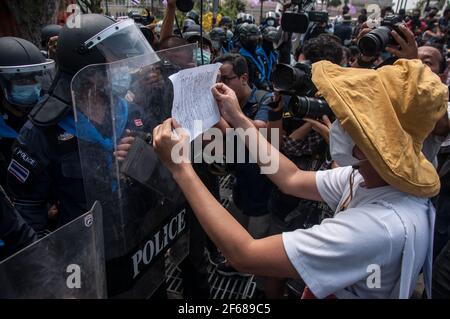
[329,120,360,167]
[9,83,41,106]
[195,48,211,65]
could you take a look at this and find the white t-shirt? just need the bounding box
[282,166,431,299]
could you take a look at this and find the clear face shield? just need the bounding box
[83,19,156,63]
[0,59,55,111]
[70,44,196,297]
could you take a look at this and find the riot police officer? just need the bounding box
[0,37,55,189]
[238,23,270,90]
[0,183,37,261]
[210,27,228,56]
[218,16,233,31]
[6,14,154,233]
[40,24,62,58]
[183,25,213,64]
[186,10,200,25]
[260,26,279,81]
[262,11,278,28]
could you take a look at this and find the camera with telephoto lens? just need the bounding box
[358,15,406,57]
[281,0,328,34]
[271,62,333,120]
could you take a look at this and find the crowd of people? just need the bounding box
[1,0,450,299]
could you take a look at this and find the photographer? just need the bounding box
[212,53,273,275]
[263,34,342,297]
[238,24,270,90]
[354,22,419,68]
[153,57,447,299]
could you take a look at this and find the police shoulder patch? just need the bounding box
[8,159,30,183]
[58,132,75,141]
[8,146,44,183]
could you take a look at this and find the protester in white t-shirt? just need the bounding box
[152,59,448,298]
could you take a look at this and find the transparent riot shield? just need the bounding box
[0,201,106,298]
[71,44,196,298]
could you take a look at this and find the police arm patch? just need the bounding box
[8,159,30,183]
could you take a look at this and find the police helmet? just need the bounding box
[57,14,155,75]
[40,24,62,48]
[0,37,55,111]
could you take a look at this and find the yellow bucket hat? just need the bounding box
[312,59,448,197]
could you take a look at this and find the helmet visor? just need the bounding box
[84,19,156,63]
[0,60,55,109]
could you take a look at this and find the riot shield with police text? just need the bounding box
[0,201,106,298]
[71,45,196,298]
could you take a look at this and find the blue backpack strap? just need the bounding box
[0,115,18,139]
[239,47,267,83]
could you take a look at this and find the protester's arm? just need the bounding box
[210,83,322,201]
[160,0,176,41]
[152,119,299,278]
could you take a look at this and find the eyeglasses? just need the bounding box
[220,75,238,84]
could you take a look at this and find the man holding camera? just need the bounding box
[152,54,447,298]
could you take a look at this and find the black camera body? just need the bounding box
[358,15,405,57]
[281,11,329,34]
[176,0,194,13]
[271,62,333,120]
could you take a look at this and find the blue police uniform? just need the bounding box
[0,109,28,189]
[239,46,270,90]
[0,184,37,261]
[7,99,151,233]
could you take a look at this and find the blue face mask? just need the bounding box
[110,68,132,95]
[9,83,41,106]
[195,49,211,65]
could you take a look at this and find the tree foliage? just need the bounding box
[76,0,103,14]
[4,0,60,45]
[219,0,246,20]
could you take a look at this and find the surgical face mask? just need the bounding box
[110,67,132,95]
[329,120,360,167]
[9,83,41,106]
[195,49,211,65]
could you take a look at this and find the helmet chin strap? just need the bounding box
[49,71,73,106]
[1,94,26,118]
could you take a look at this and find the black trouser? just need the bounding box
[179,164,220,299]
[432,239,450,298]
[180,208,211,299]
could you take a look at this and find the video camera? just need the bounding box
[271,62,333,120]
[176,0,194,13]
[281,0,328,34]
[358,15,405,57]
